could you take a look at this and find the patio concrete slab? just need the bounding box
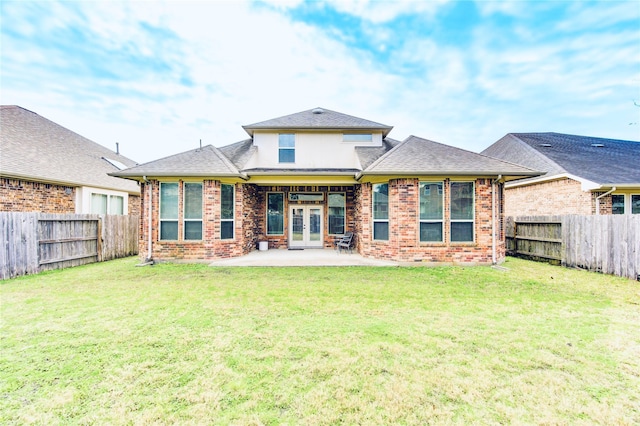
[209,248,399,267]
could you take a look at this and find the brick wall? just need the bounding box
[1,178,76,213]
[128,194,141,217]
[357,178,504,265]
[505,178,592,216]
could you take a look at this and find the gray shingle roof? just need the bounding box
[242,107,393,136]
[355,137,401,169]
[0,105,139,193]
[218,139,255,170]
[361,135,540,179]
[482,132,640,185]
[111,144,246,179]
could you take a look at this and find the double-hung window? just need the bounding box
[267,192,284,235]
[450,182,474,242]
[279,133,295,163]
[632,195,640,214]
[160,183,179,240]
[612,194,625,215]
[372,183,389,240]
[91,194,108,214]
[328,193,346,235]
[109,195,124,215]
[184,183,203,240]
[419,182,443,242]
[221,184,235,239]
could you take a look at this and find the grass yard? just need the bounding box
[1,258,639,425]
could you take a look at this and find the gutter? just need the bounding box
[595,187,616,215]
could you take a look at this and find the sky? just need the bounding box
[1,0,639,164]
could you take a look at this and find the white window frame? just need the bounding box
[450,181,475,243]
[278,133,295,163]
[183,182,203,241]
[372,183,389,241]
[160,182,179,241]
[220,183,235,240]
[419,181,444,243]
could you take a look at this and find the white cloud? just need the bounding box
[324,0,448,23]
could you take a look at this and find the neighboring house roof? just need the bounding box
[0,105,139,193]
[359,135,540,180]
[482,132,640,187]
[111,144,247,179]
[242,107,393,137]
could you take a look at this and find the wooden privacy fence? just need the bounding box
[0,213,139,280]
[507,215,640,280]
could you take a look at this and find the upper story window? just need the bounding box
[343,133,372,142]
[279,133,295,163]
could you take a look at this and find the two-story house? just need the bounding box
[112,108,538,264]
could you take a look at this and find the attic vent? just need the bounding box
[539,143,552,147]
[591,143,605,147]
[312,108,324,114]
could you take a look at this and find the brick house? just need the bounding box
[482,133,640,216]
[112,108,538,264]
[1,105,140,215]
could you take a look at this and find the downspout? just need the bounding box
[143,176,153,263]
[595,187,616,215]
[492,175,502,265]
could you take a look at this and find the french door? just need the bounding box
[289,205,323,248]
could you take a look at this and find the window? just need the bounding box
[343,133,372,142]
[267,193,284,235]
[184,183,203,240]
[221,184,234,239]
[91,193,107,214]
[109,195,124,215]
[373,183,389,241]
[160,183,179,240]
[419,182,443,242]
[612,194,625,215]
[632,195,640,214]
[450,182,474,242]
[328,193,346,235]
[279,133,295,163]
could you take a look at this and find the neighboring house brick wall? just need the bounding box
[505,178,592,216]
[128,194,141,217]
[358,178,502,264]
[0,178,75,213]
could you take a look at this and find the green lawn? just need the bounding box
[1,258,639,425]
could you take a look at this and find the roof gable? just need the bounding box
[0,105,139,193]
[362,135,540,179]
[242,107,393,136]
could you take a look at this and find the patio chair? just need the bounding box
[335,231,354,254]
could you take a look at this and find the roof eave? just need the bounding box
[357,171,541,180]
[242,126,394,137]
[109,172,249,181]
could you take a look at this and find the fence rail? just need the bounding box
[1,213,139,280]
[507,215,640,280]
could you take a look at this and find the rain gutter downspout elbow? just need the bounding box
[595,187,616,215]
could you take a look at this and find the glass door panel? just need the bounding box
[291,208,304,242]
[289,205,323,248]
[309,208,321,242]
